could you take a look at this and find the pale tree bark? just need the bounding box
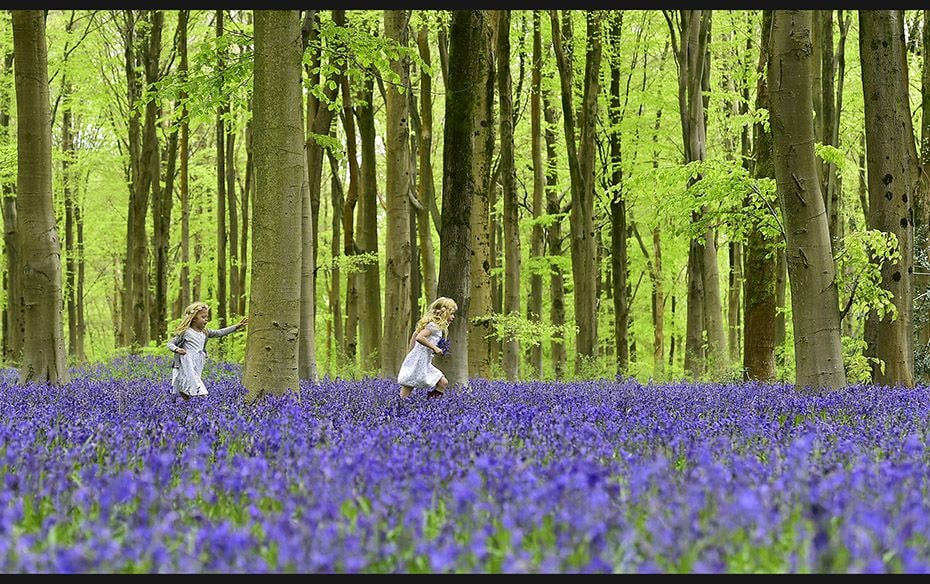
[468,12,495,380]
[239,108,252,318]
[551,10,601,375]
[380,9,413,379]
[859,10,917,388]
[743,9,777,382]
[357,75,381,373]
[769,10,845,390]
[244,9,303,402]
[438,9,486,388]
[496,10,520,381]
[527,10,545,379]
[13,10,69,385]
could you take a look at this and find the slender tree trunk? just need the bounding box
[357,76,381,373]
[859,10,917,388]
[244,9,304,402]
[769,9,845,390]
[416,25,438,303]
[328,149,344,363]
[527,10,545,379]
[497,10,520,380]
[381,10,413,379]
[743,9,778,382]
[551,9,601,374]
[0,48,21,363]
[216,9,228,328]
[338,30,360,363]
[468,12,495,380]
[13,10,69,384]
[543,90,566,379]
[916,10,930,352]
[607,11,629,377]
[178,9,191,316]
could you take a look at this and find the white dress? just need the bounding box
[397,322,444,389]
[167,325,237,397]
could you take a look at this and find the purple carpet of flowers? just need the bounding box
[2,355,930,573]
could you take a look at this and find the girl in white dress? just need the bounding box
[397,296,457,399]
[167,301,248,400]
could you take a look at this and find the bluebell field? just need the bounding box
[2,355,930,573]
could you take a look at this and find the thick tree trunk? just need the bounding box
[437,10,486,387]
[859,10,917,388]
[769,10,845,390]
[244,9,304,402]
[13,10,69,385]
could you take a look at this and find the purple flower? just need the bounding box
[437,336,451,355]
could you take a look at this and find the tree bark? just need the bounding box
[438,10,486,387]
[13,10,69,385]
[859,10,917,388]
[244,9,304,402]
[769,9,845,390]
[743,9,777,382]
[381,9,413,379]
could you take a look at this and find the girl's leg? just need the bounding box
[399,385,413,398]
[427,376,448,398]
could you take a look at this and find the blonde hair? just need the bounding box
[174,301,209,334]
[414,296,457,335]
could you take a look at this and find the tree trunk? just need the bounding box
[551,9,601,374]
[437,10,486,388]
[244,9,304,402]
[216,10,228,328]
[527,10,545,379]
[0,48,21,363]
[380,10,413,379]
[468,12,495,380]
[178,9,191,316]
[607,11,629,377]
[743,10,777,382]
[13,10,69,385]
[859,10,917,388]
[543,89,566,379]
[416,25,438,303]
[357,76,381,373]
[497,10,521,381]
[769,9,846,390]
[916,10,930,352]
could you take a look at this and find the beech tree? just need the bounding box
[13,10,69,385]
